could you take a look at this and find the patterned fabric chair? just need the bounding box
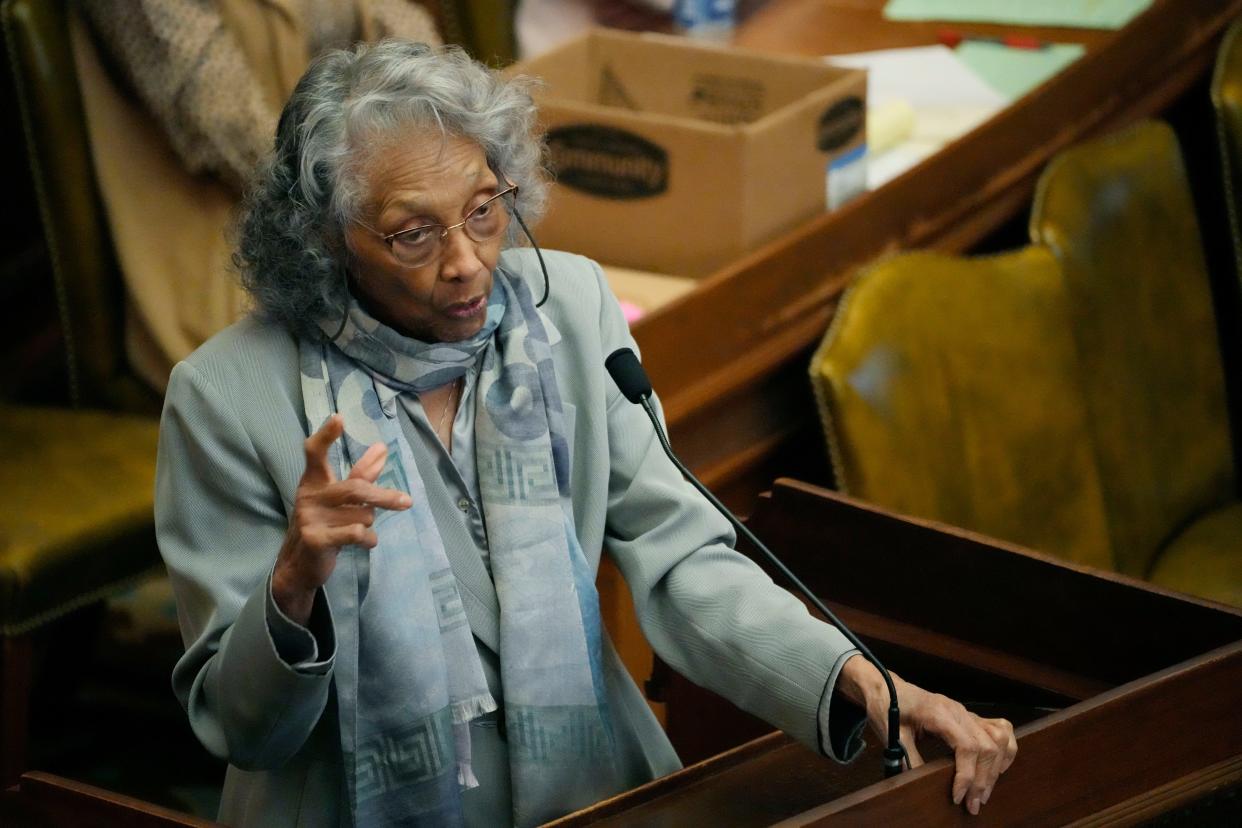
[1,0,161,784]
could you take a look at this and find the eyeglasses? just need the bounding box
[379,184,518,268]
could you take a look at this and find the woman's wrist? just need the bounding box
[838,652,889,711]
[271,566,316,626]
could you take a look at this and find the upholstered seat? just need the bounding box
[432,0,516,64]
[0,407,159,635]
[812,121,1240,607]
[811,247,1115,571]
[1213,15,1242,282]
[1149,502,1242,608]
[1030,121,1239,595]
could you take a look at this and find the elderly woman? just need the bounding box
[155,40,1015,827]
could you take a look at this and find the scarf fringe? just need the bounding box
[452,693,498,725]
[458,761,481,790]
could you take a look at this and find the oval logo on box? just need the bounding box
[546,125,668,199]
[817,97,865,152]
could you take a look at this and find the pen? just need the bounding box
[938,28,1049,51]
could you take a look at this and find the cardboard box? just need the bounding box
[516,30,867,277]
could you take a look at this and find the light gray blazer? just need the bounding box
[155,249,859,827]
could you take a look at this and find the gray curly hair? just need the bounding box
[234,40,547,339]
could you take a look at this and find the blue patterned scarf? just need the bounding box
[299,267,621,826]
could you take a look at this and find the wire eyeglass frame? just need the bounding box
[379,183,519,268]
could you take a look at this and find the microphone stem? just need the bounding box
[639,398,906,777]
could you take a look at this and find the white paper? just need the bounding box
[827,44,1007,109]
[825,45,1008,189]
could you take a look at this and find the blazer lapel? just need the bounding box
[441,531,501,654]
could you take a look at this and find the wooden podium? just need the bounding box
[4,478,1240,826]
[551,479,1242,826]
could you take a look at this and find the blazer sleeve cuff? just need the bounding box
[816,649,868,764]
[265,571,336,675]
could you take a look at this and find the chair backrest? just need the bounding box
[1213,16,1242,288]
[3,0,157,413]
[809,247,1115,570]
[432,0,516,65]
[1030,121,1235,578]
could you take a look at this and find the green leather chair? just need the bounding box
[812,122,1241,608]
[1213,16,1242,285]
[431,0,517,65]
[1,0,162,785]
[810,247,1116,572]
[1029,120,1241,606]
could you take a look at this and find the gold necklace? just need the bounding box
[435,378,460,441]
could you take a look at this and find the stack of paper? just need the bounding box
[827,45,1007,189]
[956,41,1086,101]
[882,0,1153,30]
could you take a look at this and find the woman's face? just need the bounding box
[344,132,503,343]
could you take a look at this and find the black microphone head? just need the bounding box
[605,347,653,404]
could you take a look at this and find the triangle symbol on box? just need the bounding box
[599,63,639,110]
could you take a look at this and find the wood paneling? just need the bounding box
[577,481,1242,825]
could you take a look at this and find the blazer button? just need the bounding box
[457,497,471,512]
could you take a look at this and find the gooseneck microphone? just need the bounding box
[604,347,907,778]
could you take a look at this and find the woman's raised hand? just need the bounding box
[272,414,412,624]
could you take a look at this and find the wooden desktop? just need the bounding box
[554,480,1242,826]
[9,479,1240,825]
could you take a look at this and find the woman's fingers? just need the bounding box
[866,672,1017,815]
[318,478,411,511]
[945,711,1011,815]
[968,741,999,814]
[982,717,1018,799]
[308,504,377,529]
[302,414,344,485]
[969,718,1015,809]
[302,523,379,551]
[348,442,388,482]
[282,428,409,608]
[950,734,980,811]
[302,423,390,489]
[899,688,1013,816]
[987,718,1019,775]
